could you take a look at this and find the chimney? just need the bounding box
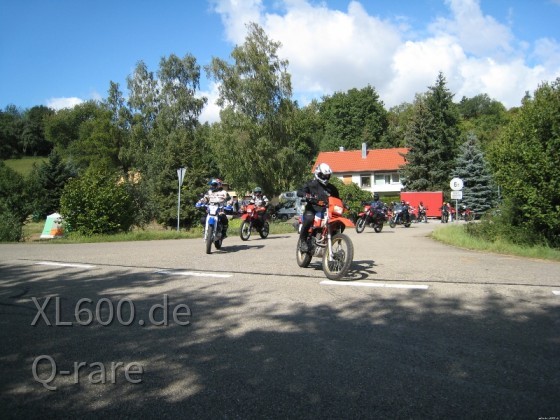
[339,146,345,152]
[361,142,367,159]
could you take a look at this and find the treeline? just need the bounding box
[1,23,558,247]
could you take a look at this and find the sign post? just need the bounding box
[177,167,186,231]
[450,178,463,222]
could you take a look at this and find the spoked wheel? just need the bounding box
[240,221,251,241]
[259,221,269,239]
[296,238,312,268]
[355,217,366,233]
[322,233,353,280]
[205,225,214,254]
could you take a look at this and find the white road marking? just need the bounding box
[36,261,95,269]
[320,280,429,290]
[553,291,560,296]
[156,270,232,278]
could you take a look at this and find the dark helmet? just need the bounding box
[373,193,379,200]
[314,163,332,186]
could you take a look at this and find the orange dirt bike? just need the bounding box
[239,202,269,241]
[296,196,355,280]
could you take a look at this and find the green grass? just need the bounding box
[23,217,297,243]
[4,157,47,176]
[430,224,560,262]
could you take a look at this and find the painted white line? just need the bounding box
[553,291,560,296]
[36,261,95,269]
[320,280,429,290]
[156,270,232,278]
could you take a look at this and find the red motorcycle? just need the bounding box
[296,196,355,280]
[355,202,387,233]
[239,202,269,241]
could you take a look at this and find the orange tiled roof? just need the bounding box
[313,147,409,173]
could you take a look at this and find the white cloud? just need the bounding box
[210,0,560,110]
[199,82,222,124]
[46,97,83,110]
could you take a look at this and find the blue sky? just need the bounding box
[1,0,559,123]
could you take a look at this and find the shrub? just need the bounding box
[60,169,137,235]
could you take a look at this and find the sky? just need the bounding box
[1,0,559,123]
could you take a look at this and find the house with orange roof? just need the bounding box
[312,143,409,196]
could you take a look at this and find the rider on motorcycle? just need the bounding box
[370,193,384,211]
[297,163,340,252]
[198,178,230,237]
[250,186,269,227]
[400,200,411,224]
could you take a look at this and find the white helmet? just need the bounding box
[314,163,332,185]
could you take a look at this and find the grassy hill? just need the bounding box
[4,157,47,176]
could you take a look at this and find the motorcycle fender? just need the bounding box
[240,214,250,221]
[207,217,216,226]
[332,217,355,228]
[358,212,366,217]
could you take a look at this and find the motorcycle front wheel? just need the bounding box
[355,217,367,233]
[389,219,396,228]
[240,221,251,241]
[322,233,353,280]
[259,221,269,239]
[205,225,214,254]
[296,238,312,268]
[374,222,383,233]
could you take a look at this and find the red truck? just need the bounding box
[400,191,444,219]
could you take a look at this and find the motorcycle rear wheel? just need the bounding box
[240,221,251,241]
[259,221,269,239]
[296,238,312,268]
[355,217,366,233]
[322,233,353,280]
[205,225,214,254]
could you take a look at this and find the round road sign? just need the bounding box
[450,177,463,191]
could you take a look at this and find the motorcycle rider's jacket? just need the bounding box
[201,189,230,205]
[370,199,384,211]
[297,179,340,212]
[251,194,269,208]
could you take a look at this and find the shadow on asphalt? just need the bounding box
[0,262,558,418]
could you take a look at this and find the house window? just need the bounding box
[374,174,390,185]
[392,173,400,183]
[361,175,371,188]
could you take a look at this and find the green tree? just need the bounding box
[59,168,136,235]
[0,105,24,158]
[457,93,509,150]
[386,102,414,147]
[44,101,124,171]
[27,149,76,220]
[125,54,210,228]
[401,73,460,194]
[21,106,54,156]
[205,22,306,195]
[488,78,560,247]
[0,161,29,241]
[452,132,495,216]
[319,85,388,151]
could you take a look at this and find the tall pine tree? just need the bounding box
[452,132,495,216]
[400,73,460,194]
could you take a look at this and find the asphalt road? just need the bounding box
[1,221,559,419]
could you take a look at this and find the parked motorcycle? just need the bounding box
[196,202,233,254]
[355,202,387,233]
[296,196,355,280]
[239,202,269,241]
[389,203,412,228]
[458,205,474,221]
